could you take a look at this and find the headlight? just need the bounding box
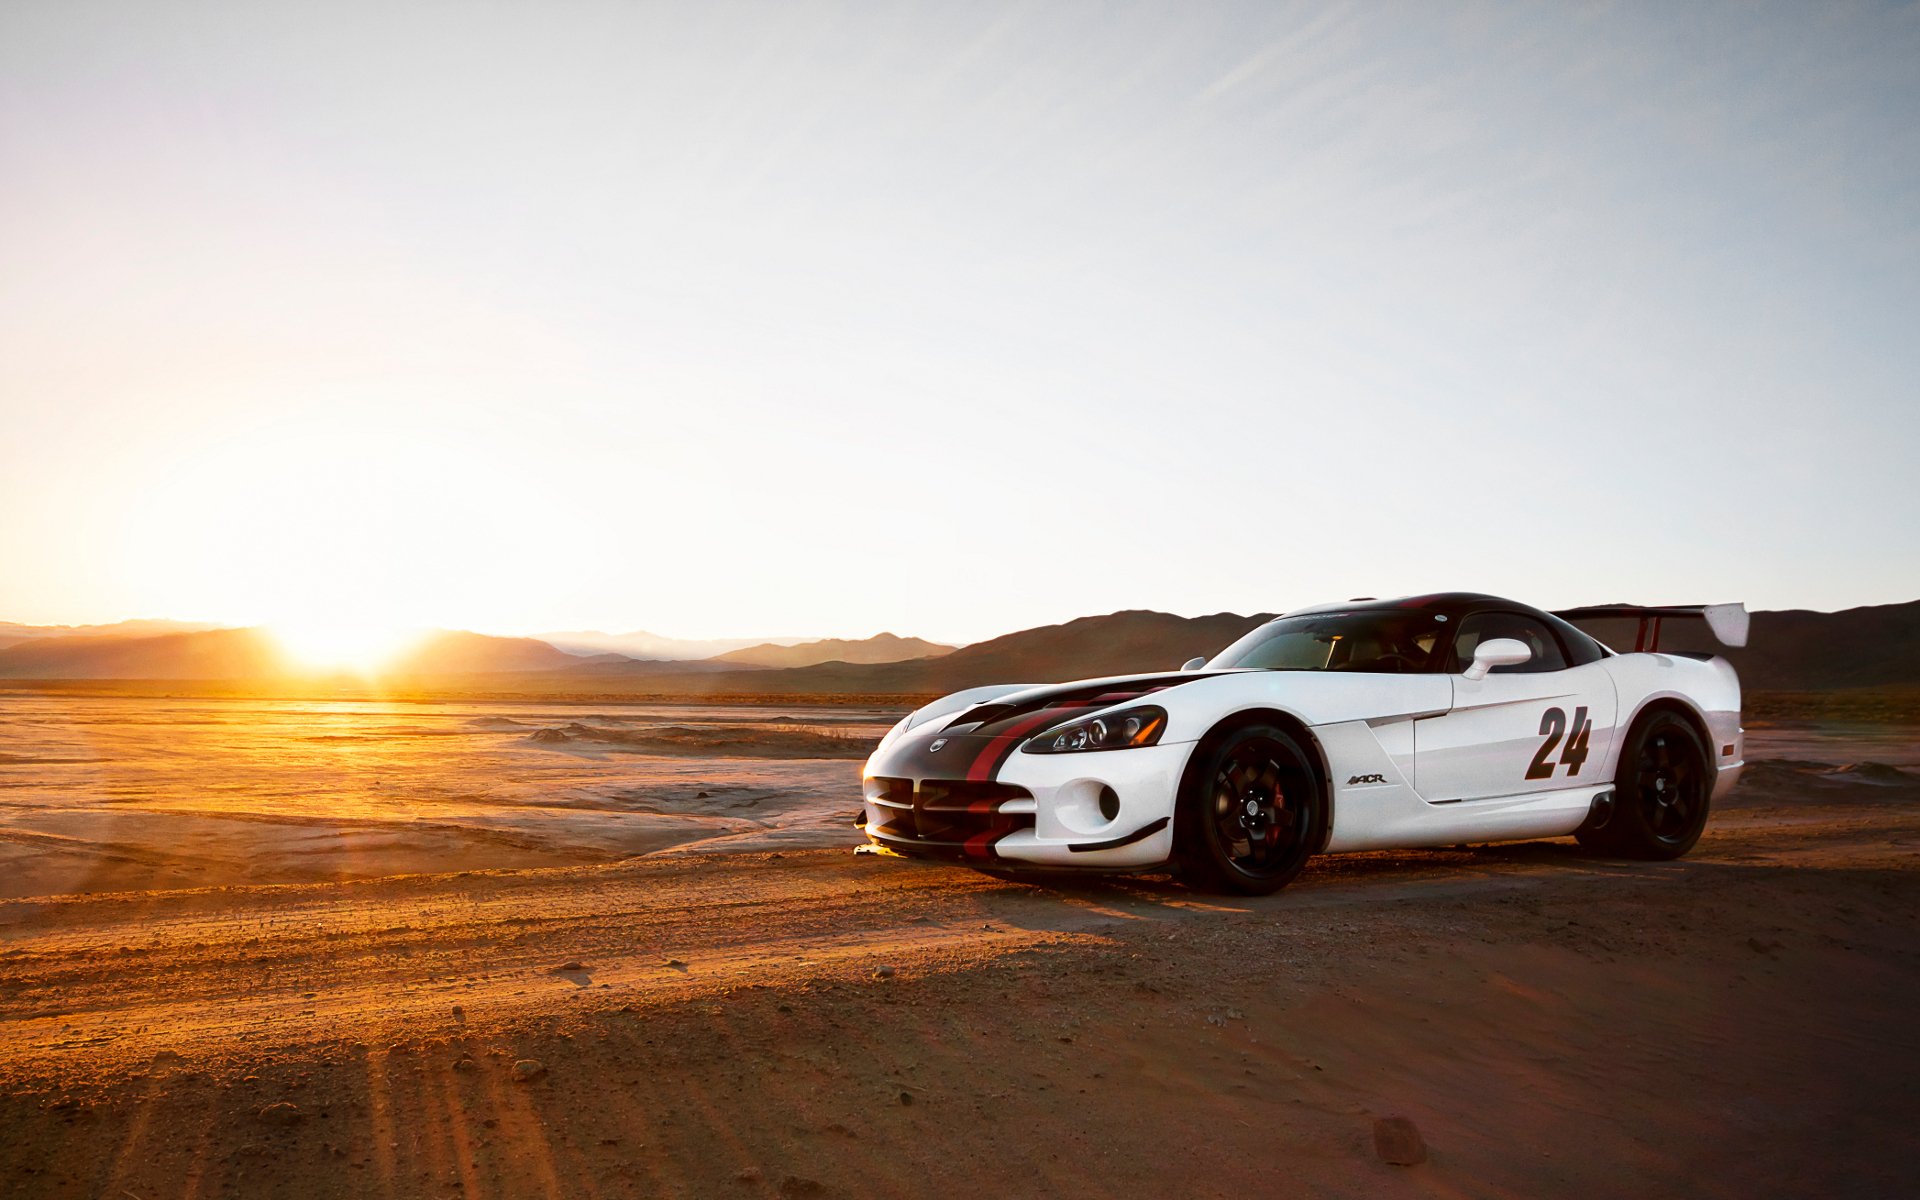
[1022,705,1167,754]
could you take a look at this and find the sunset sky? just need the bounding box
[2,2,1916,646]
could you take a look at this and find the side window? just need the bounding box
[1544,614,1607,666]
[1450,613,1570,674]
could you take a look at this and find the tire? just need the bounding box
[1176,723,1321,895]
[1602,710,1712,860]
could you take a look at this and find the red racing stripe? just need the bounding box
[965,711,1062,782]
[961,825,1003,858]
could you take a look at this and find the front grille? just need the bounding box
[866,777,1034,858]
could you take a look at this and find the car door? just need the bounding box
[1410,611,1618,803]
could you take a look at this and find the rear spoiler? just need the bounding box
[1552,603,1749,652]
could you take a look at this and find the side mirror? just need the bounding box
[1463,638,1530,681]
[1181,656,1207,671]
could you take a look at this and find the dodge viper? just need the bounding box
[859,593,1747,894]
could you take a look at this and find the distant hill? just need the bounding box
[1719,600,1920,690]
[0,618,222,650]
[709,633,956,669]
[537,629,807,660]
[0,627,588,679]
[548,656,765,677]
[884,610,1269,689]
[553,610,1274,695]
[0,628,288,679]
[388,631,586,676]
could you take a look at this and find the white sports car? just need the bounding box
[859,593,1747,894]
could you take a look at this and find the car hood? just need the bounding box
[869,670,1231,783]
[945,671,1234,734]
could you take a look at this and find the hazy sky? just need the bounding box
[3,1,1916,644]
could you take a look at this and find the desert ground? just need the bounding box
[1,695,1917,1198]
[0,695,892,899]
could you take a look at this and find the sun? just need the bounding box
[271,621,424,674]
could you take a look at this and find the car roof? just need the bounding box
[1280,592,1562,625]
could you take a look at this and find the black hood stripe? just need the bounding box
[950,672,1226,737]
[873,671,1225,784]
[963,709,1062,782]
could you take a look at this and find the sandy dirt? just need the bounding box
[0,709,1917,1198]
[0,696,887,899]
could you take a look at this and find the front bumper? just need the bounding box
[860,738,1191,869]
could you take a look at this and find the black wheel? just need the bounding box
[1176,724,1320,895]
[1601,711,1712,860]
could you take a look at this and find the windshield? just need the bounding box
[1209,611,1449,673]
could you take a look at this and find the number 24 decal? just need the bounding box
[1527,706,1592,779]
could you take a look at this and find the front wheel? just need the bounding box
[1599,711,1712,860]
[1176,724,1321,895]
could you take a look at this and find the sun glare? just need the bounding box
[271,621,424,674]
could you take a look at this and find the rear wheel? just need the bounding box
[1598,711,1712,860]
[1177,724,1320,895]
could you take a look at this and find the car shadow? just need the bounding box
[953,837,1719,930]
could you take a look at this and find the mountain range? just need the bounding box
[0,625,951,681]
[534,629,803,660]
[0,618,222,650]
[0,601,1913,694]
[0,628,587,680]
[709,633,955,669]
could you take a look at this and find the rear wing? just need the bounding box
[1553,603,1749,652]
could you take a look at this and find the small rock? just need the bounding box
[258,1102,303,1126]
[453,1058,476,1072]
[663,958,688,970]
[898,1090,914,1106]
[1747,937,1779,955]
[557,961,586,972]
[734,1166,762,1184]
[1206,1015,1226,1027]
[511,1059,547,1083]
[1373,1115,1427,1165]
[451,1006,465,1020]
[779,1177,826,1197]
[872,965,896,980]
[696,791,711,799]
[1225,1008,1245,1020]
